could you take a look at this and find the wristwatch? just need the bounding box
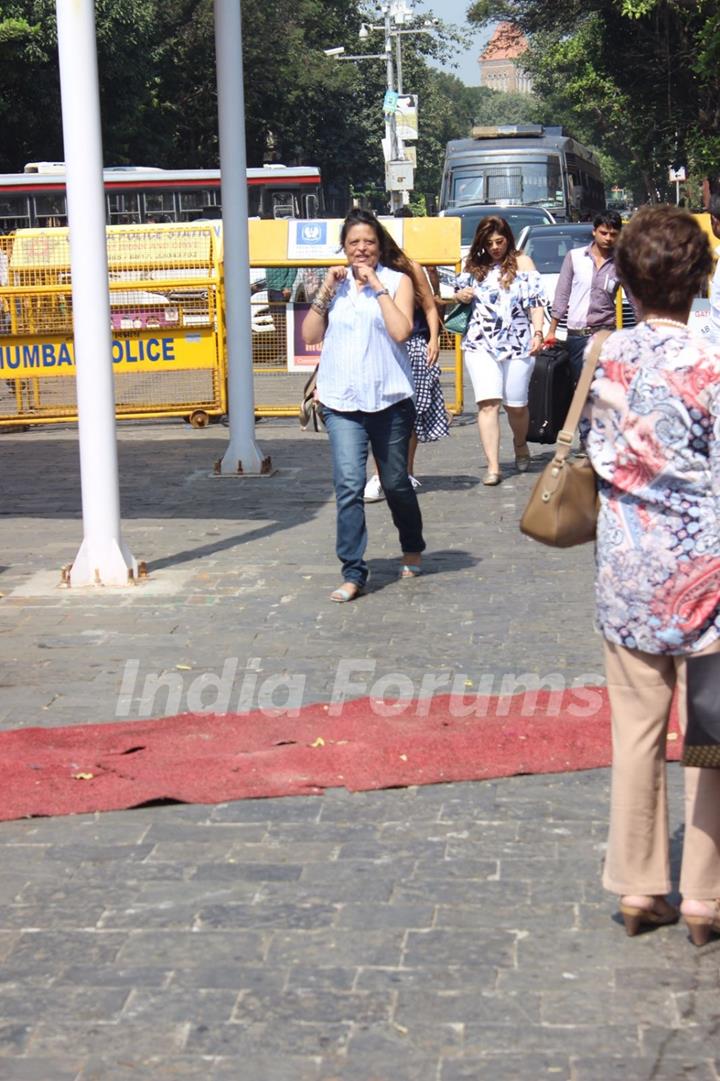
[374,288,390,298]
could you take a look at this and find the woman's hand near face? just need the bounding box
[353,264,382,292]
[323,266,347,291]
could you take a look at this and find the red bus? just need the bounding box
[0,163,324,231]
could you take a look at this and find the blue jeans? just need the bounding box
[566,334,589,388]
[321,399,425,587]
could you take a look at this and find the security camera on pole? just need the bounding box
[328,0,435,210]
[383,0,413,212]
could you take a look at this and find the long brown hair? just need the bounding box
[382,231,424,307]
[464,216,518,290]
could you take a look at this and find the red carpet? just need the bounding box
[0,689,681,820]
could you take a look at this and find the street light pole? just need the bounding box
[215,0,265,476]
[327,4,436,212]
[393,29,407,208]
[384,7,403,212]
[56,0,138,587]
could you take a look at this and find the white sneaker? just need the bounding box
[363,474,385,502]
[409,475,421,490]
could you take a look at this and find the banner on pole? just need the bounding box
[383,90,399,116]
[396,95,418,141]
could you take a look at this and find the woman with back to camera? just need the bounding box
[452,216,546,485]
[302,208,425,603]
[363,224,449,503]
[581,205,720,944]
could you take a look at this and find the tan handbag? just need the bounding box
[299,365,322,431]
[520,331,610,548]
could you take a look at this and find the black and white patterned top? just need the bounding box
[453,266,545,361]
[407,335,449,443]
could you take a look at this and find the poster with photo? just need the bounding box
[286,302,322,372]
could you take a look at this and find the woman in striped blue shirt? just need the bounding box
[302,209,426,603]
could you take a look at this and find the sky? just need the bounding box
[413,0,493,86]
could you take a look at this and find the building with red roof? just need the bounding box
[479,22,533,94]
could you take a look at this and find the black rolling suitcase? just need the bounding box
[526,344,573,444]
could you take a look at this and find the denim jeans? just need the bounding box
[321,399,426,587]
[566,334,589,388]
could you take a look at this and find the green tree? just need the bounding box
[404,71,479,202]
[467,0,720,201]
[0,0,478,210]
[0,0,164,171]
[0,4,60,171]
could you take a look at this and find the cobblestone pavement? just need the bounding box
[0,416,717,1081]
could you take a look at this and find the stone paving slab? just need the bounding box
[1,771,715,1081]
[0,418,716,1080]
[0,417,603,730]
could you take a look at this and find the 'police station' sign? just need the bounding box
[0,331,217,376]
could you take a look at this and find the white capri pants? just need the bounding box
[463,347,535,407]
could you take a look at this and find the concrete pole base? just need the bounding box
[218,439,268,475]
[68,537,139,587]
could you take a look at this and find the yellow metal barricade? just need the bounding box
[0,223,225,427]
[248,217,463,417]
[0,217,463,427]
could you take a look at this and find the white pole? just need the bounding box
[394,32,408,207]
[385,9,402,213]
[215,0,265,475]
[56,0,137,587]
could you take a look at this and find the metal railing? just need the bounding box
[0,217,465,427]
[0,224,224,427]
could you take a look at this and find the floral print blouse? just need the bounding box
[582,322,720,655]
[453,265,546,361]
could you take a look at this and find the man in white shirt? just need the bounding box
[707,196,720,346]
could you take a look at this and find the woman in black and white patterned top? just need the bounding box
[453,216,546,486]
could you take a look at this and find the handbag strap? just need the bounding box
[303,364,319,396]
[554,330,611,461]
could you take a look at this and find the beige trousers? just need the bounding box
[603,638,720,899]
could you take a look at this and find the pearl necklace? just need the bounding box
[645,317,688,330]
